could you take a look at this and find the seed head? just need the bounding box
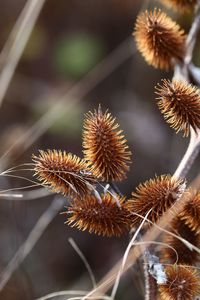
[82,106,132,182]
[179,190,200,233]
[128,175,185,227]
[159,265,200,300]
[162,218,200,265]
[134,9,186,70]
[33,150,96,197]
[155,79,200,136]
[160,0,197,12]
[64,193,131,237]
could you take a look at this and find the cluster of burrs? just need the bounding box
[32,0,200,299]
[133,0,200,299]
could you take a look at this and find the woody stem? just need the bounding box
[173,128,200,179]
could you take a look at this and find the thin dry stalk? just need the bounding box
[82,175,200,299]
[0,196,65,291]
[0,0,46,107]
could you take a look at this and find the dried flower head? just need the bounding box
[162,218,200,265]
[159,265,200,300]
[134,9,186,70]
[82,106,132,182]
[64,193,131,237]
[33,150,96,197]
[179,190,200,233]
[128,175,185,227]
[160,0,197,12]
[155,79,200,136]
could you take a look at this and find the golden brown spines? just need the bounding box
[162,218,200,265]
[127,175,185,227]
[33,150,96,197]
[160,0,197,12]
[159,265,200,300]
[82,106,132,182]
[155,79,200,136]
[134,9,186,70]
[179,190,200,233]
[65,193,131,237]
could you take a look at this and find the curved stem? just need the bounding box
[173,128,200,179]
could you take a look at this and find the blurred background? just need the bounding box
[0,0,200,299]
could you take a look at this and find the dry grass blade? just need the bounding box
[0,0,46,107]
[33,150,96,197]
[0,196,64,292]
[82,175,200,299]
[68,238,97,289]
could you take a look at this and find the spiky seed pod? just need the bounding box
[160,0,197,12]
[82,106,132,182]
[134,9,186,70]
[159,265,200,300]
[33,150,96,197]
[162,218,200,265]
[155,79,200,136]
[64,193,131,237]
[179,190,200,233]
[127,175,185,227]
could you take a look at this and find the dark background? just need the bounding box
[0,1,199,299]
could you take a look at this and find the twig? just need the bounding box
[143,259,157,300]
[81,175,200,299]
[172,0,200,179]
[0,0,46,107]
[185,0,200,64]
[173,128,200,179]
[109,210,151,300]
[0,196,65,292]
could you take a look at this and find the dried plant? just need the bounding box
[82,106,132,182]
[33,150,96,197]
[179,190,200,233]
[160,0,197,12]
[7,0,200,298]
[64,193,131,237]
[162,218,200,264]
[134,8,186,70]
[159,265,200,300]
[1,0,200,298]
[155,79,200,136]
[127,175,185,227]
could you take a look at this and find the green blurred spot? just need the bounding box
[32,101,84,137]
[54,32,106,79]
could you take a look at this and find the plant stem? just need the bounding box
[143,251,158,300]
[173,0,200,179]
[173,128,200,179]
[185,0,200,65]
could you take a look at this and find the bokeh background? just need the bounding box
[0,0,200,299]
